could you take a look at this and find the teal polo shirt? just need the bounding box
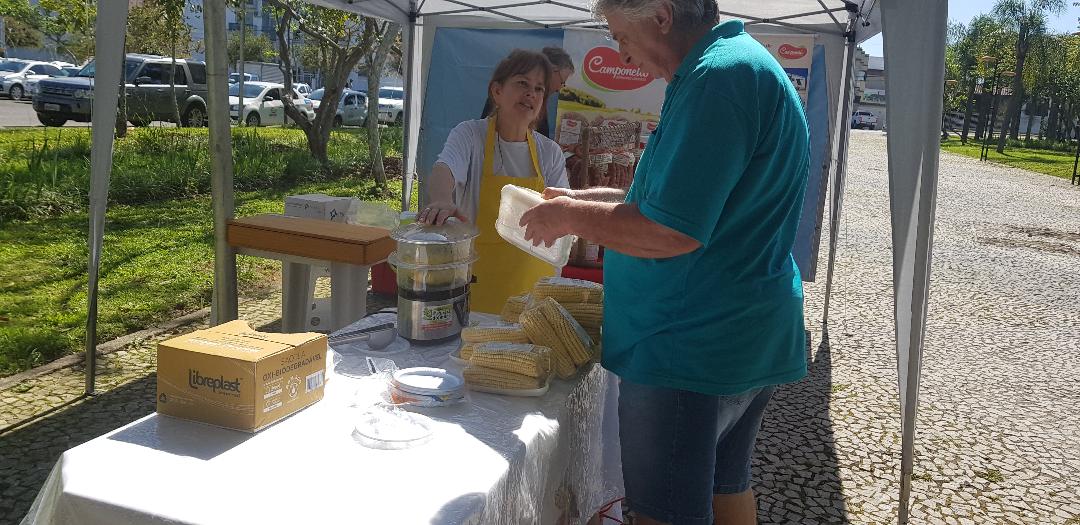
[602,20,809,396]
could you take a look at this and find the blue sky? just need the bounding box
[859,0,1080,57]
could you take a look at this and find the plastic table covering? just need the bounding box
[21,313,624,525]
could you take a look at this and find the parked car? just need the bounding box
[26,67,82,100]
[34,54,210,127]
[376,86,404,124]
[851,110,879,130]
[229,81,314,126]
[228,72,260,84]
[293,83,312,97]
[309,88,368,127]
[0,60,68,101]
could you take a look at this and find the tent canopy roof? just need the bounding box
[303,0,881,41]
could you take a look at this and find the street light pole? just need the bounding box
[981,61,1007,161]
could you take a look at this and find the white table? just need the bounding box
[21,313,624,525]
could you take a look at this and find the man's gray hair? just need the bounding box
[593,0,718,31]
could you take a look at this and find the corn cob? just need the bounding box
[520,306,577,378]
[500,294,531,323]
[585,327,601,344]
[469,343,551,378]
[464,365,546,390]
[561,302,603,329]
[461,324,530,344]
[459,343,477,361]
[537,298,594,366]
[532,277,603,305]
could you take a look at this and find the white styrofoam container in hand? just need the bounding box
[495,184,576,267]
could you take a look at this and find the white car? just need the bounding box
[851,110,879,130]
[0,60,67,101]
[228,81,314,127]
[376,86,404,124]
[309,88,369,127]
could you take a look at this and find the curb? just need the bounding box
[0,307,214,392]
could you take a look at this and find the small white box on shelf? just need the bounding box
[284,194,353,223]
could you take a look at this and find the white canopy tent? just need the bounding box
[82,0,946,521]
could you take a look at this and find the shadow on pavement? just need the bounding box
[0,374,157,524]
[753,333,848,524]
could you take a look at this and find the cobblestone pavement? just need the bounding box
[753,131,1079,524]
[3,131,1080,524]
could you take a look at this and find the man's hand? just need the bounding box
[418,201,468,225]
[542,187,577,200]
[520,197,575,247]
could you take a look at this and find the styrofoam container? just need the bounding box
[495,184,576,267]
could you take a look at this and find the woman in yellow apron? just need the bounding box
[419,49,570,313]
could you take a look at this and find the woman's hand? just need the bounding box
[419,202,468,225]
[542,187,577,200]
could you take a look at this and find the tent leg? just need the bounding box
[881,0,949,521]
[400,13,421,212]
[205,0,238,325]
[85,0,130,395]
[820,25,857,340]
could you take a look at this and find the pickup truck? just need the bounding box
[33,53,209,127]
[851,110,879,130]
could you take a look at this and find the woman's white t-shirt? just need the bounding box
[435,119,569,224]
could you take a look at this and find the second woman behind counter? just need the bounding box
[419,49,570,314]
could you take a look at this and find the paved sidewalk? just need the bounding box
[3,131,1080,524]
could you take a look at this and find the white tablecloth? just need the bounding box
[21,313,623,525]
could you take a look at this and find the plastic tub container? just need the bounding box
[495,184,576,267]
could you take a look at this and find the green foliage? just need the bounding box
[558,86,605,108]
[0,127,404,224]
[941,137,1080,179]
[227,32,279,64]
[0,0,96,61]
[0,127,411,377]
[127,0,196,58]
[1,15,41,48]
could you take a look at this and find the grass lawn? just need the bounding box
[0,127,410,377]
[940,137,1079,181]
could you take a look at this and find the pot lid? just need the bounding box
[391,218,479,244]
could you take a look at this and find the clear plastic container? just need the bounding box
[390,219,479,265]
[495,184,576,267]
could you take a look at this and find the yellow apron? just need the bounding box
[470,117,556,314]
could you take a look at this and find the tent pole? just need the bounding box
[206,0,238,325]
[820,18,857,340]
[401,10,420,211]
[882,0,948,521]
[85,0,130,396]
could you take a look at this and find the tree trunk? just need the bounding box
[1025,106,1035,142]
[961,76,976,144]
[975,94,987,140]
[116,38,128,138]
[238,2,246,127]
[1047,100,1059,142]
[365,22,399,189]
[996,71,1023,153]
[171,23,181,126]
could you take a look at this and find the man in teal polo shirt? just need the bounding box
[520,0,808,522]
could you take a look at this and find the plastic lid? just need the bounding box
[352,405,435,450]
[392,367,465,396]
[391,218,479,244]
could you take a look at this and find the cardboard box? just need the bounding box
[157,320,328,432]
[227,214,394,266]
[284,194,353,223]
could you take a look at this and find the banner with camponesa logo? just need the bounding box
[555,30,814,147]
[556,29,666,149]
[753,34,815,106]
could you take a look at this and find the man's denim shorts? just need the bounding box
[618,378,775,525]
